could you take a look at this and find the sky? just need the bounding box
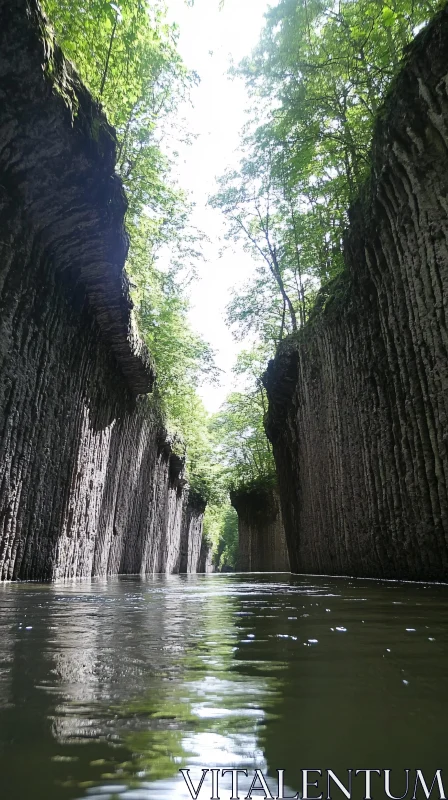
[163,0,271,412]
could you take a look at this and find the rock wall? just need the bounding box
[0,0,206,580]
[264,6,448,582]
[199,538,215,574]
[179,492,208,574]
[231,486,290,572]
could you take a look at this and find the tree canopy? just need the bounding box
[212,346,275,490]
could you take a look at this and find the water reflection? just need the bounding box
[0,575,447,799]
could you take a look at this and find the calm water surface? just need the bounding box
[0,573,447,799]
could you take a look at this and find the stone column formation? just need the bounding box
[264,4,448,581]
[231,486,290,573]
[0,0,209,580]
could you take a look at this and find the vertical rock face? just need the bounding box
[231,486,290,572]
[0,0,206,580]
[199,538,215,574]
[179,492,208,574]
[264,6,448,581]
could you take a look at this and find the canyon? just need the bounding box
[1,0,448,582]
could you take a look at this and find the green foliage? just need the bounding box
[210,146,338,346]
[203,346,276,551]
[210,0,442,496]
[212,345,275,490]
[216,505,239,570]
[244,0,444,196]
[43,0,194,228]
[132,238,221,500]
[211,0,442,350]
[203,503,239,570]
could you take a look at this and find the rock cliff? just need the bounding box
[264,5,448,581]
[231,485,290,572]
[0,0,208,580]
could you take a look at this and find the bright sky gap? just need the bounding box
[164,0,271,412]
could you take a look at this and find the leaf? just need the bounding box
[382,6,396,26]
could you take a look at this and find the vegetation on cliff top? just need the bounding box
[212,346,275,490]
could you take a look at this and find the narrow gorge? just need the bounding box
[0,0,211,581]
[3,1,448,797]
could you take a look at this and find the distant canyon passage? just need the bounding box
[0,0,211,580]
[264,5,448,581]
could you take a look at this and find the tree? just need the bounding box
[210,130,345,349]
[211,0,443,495]
[212,346,275,490]
[43,0,197,254]
[210,150,299,339]
[202,503,238,570]
[240,0,444,201]
[216,0,444,345]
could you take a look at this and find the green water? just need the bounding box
[0,574,447,799]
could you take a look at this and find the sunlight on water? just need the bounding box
[0,574,447,799]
